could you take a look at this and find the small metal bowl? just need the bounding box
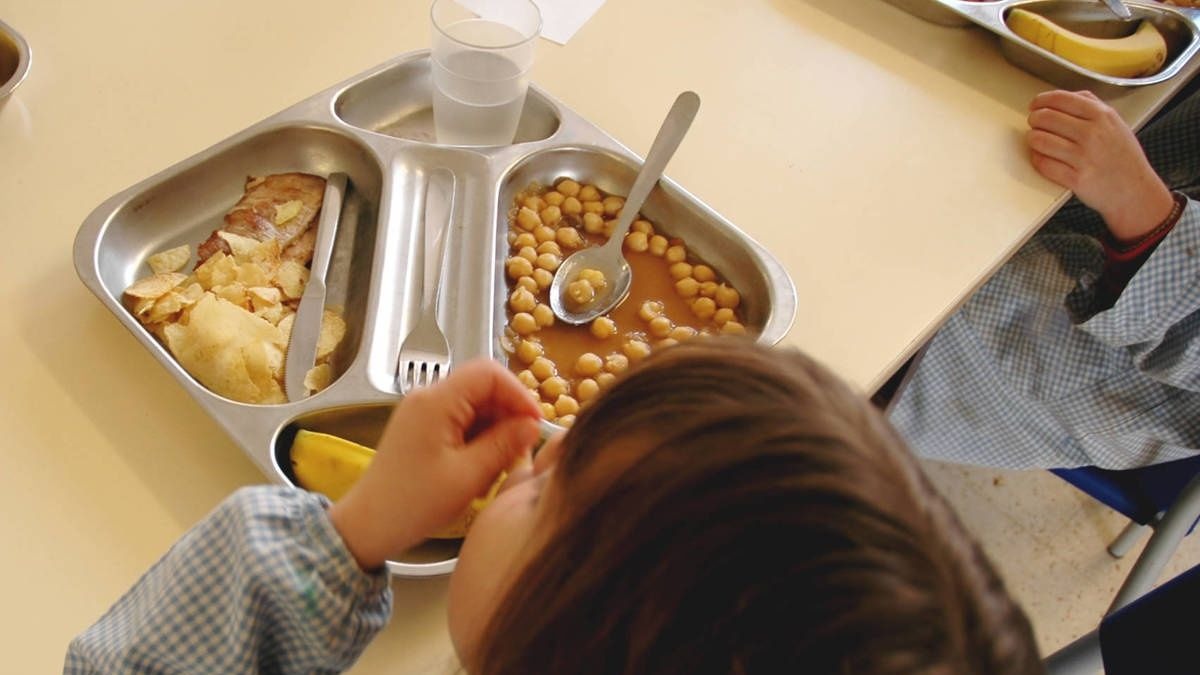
[0,18,30,101]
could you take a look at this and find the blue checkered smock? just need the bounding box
[891,91,1200,470]
[63,487,392,674]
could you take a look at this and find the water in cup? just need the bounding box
[432,18,530,146]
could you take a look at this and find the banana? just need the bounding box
[290,429,374,502]
[288,428,508,539]
[1006,8,1168,79]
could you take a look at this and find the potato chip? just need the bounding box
[277,312,296,342]
[247,286,282,311]
[244,339,285,403]
[146,291,186,324]
[195,252,239,289]
[304,363,334,394]
[237,262,271,288]
[217,231,262,260]
[274,200,303,225]
[317,310,347,361]
[180,282,205,304]
[213,283,248,309]
[249,238,283,267]
[146,245,191,275]
[274,260,310,299]
[125,272,187,300]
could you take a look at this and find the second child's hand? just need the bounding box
[1026,89,1174,244]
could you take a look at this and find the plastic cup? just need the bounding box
[430,0,541,146]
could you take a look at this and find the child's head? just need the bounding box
[448,338,1042,674]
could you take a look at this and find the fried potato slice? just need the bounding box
[317,310,348,362]
[125,272,188,300]
[304,363,334,394]
[146,245,191,274]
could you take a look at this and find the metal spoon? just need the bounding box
[549,91,700,325]
[1100,0,1133,21]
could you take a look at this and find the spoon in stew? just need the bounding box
[549,91,700,325]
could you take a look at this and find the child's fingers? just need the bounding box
[1026,128,1079,166]
[1029,150,1078,190]
[1030,89,1104,120]
[1028,107,1085,143]
[429,359,543,430]
[460,416,541,485]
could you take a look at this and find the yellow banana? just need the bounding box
[1006,8,1167,79]
[288,428,508,539]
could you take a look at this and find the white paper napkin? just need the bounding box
[456,0,606,45]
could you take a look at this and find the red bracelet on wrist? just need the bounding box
[1103,191,1188,263]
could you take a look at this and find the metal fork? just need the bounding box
[397,170,454,393]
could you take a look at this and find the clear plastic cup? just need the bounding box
[430,0,541,146]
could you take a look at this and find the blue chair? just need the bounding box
[1045,562,1200,674]
[1050,455,1200,614]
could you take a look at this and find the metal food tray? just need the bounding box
[884,0,1200,92]
[73,49,798,577]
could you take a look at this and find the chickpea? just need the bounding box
[575,352,604,377]
[506,256,534,279]
[509,287,538,313]
[669,262,694,280]
[638,300,665,322]
[533,303,555,327]
[513,232,537,249]
[562,196,583,216]
[591,316,617,339]
[605,353,630,374]
[576,377,600,403]
[602,195,625,216]
[533,268,554,290]
[523,195,547,212]
[623,339,652,362]
[578,185,601,202]
[715,284,741,310]
[675,277,701,298]
[530,356,557,381]
[579,268,607,290]
[534,225,557,244]
[554,394,581,417]
[507,231,518,247]
[596,372,617,389]
[556,179,581,197]
[536,240,563,257]
[648,235,669,257]
[721,321,747,335]
[556,414,576,428]
[713,307,735,326]
[699,280,719,298]
[539,205,563,227]
[582,200,604,215]
[665,245,687,264]
[516,338,545,365]
[518,369,539,390]
[602,220,617,238]
[648,315,674,339]
[691,296,717,320]
[556,226,584,249]
[517,246,538,263]
[516,207,541,231]
[582,212,605,234]
[535,253,561,272]
[516,276,538,293]
[567,279,596,306]
[544,191,566,207]
[625,231,649,252]
[669,325,698,341]
[541,376,569,400]
[692,265,716,283]
[655,338,680,350]
[511,312,538,335]
[632,219,655,235]
[540,402,557,420]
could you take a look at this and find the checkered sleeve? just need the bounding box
[1077,200,1200,392]
[63,486,392,675]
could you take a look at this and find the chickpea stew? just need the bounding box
[502,178,748,427]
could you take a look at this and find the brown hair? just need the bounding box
[477,338,1042,675]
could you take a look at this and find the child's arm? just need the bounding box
[64,487,391,674]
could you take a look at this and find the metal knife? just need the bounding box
[284,171,347,401]
[1100,0,1133,21]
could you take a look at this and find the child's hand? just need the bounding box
[329,359,542,570]
[1026,89,1174,243]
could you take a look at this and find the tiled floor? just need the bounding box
[921,460,1200,657]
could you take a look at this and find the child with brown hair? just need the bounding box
[66,339,1043,674]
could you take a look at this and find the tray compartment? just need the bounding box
[272,404,460,577]
[80,125,385,405]
[492,145,797,430]
[335,53,562,145]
